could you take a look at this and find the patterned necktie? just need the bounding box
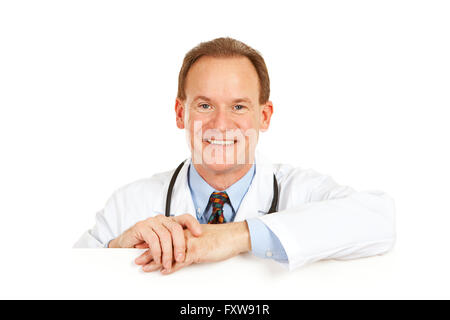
[208,191,229,224]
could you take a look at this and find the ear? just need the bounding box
[259,100,273,132]
[175,98,185,129]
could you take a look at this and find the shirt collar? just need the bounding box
[188,161,256,220]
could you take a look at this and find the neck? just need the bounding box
[193,163,253,191]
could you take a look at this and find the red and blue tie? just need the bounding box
[208,191,229,224]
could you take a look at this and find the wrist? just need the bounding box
[232,221,251,254]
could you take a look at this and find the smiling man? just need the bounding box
[74,37,396,274]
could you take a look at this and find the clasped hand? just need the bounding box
[109,214,251,274]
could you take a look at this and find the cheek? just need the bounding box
[243,115,262,145]
[187,113,209,139]
[238,116,260,134]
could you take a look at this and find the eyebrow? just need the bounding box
[193,95,253,104]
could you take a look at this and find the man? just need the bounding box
[74,37,396,274]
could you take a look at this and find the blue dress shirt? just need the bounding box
[188,162,288,263]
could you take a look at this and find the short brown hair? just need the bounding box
[177,37,270,105]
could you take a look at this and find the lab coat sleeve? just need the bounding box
[73,192,123,248]
[73,176,166,248]
[258,170,396,270]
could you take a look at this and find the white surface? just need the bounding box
[0,247,447,300]
[67,248,449,299]
[1,1,449,299]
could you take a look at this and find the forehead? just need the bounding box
[184,56,260,103]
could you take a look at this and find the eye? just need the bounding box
[233,104,246,111]
[199,103,212,110]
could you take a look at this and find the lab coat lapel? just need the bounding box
[233,152,275,222]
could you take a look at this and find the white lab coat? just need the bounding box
[74,152,396,271]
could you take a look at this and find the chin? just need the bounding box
[201,161,239,174]
[191,148,250,174]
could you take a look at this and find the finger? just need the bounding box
[141,227,162,265]
[134,243,149,249]
[161,260,192,275]
[173,214,202,236]
[134,222,161,263]
[142,261,162,273]
[151,223,173,271]
[161,250,195,275]
[161,262,184,275]
[135,249,153,265]
[162,219,186,263]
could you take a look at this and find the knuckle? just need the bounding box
[180,213,191,221]
[147,218,157,227]
[158,228,171,242]
[148,233,158,244]
[135,221,145,230]
[171,223,183,234]
[176,247,186,255]
[175,243,186,254]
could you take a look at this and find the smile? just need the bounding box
[204,139,237,146]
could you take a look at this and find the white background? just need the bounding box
[0,0,449,299]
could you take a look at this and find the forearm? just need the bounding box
[226,221,252,256]
[193,221,252,263]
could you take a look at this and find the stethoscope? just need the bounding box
[165,159,279,217]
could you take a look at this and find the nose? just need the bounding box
[210,107,233,132]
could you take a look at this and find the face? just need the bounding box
[175,56,273,174]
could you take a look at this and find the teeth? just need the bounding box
[206,139,235,145]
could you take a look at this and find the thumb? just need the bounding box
[173,214,202,236]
